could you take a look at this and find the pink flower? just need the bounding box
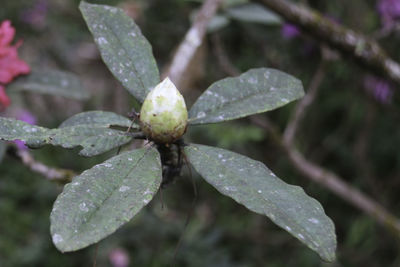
[0,85,10,110]
[109,248,130,267]
[0,20,30,110]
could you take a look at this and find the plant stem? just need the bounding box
[253,0,400,86]
[164,0,223,87]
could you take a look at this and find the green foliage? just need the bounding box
[189,68,304,125]
[0,117,132,157]
[185,144,336,261]
[58,111,135,128]
[50,147,162,252]
[190,122,264,149]
[0,1,336,262]
[79,2,160,103]
[225,3,282,25]
[8,70,89,100]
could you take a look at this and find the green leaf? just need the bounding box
[8,70,89,100]
[0,140,6,163]
[185,144,336,261]
[79,2,160,103]
[59,111,137,129]
[0,118,132,157]
[207,15,230,33]
[49,125,133,157]
[189,68,304,125]
[0,118,51,148]
[226,3,281,25]
[50,147,162,252]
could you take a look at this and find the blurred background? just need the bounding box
[1,0,400,266]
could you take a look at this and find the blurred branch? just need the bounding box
[251,116,400,237]
[253,0,400,86]
[283,58,326,145]
[163,0,223,86]
[211,34,240,77]
[12,148,75,184]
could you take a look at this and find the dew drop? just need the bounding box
[52,234,63,244]
[197,111,206,118]
[308,218,319,224]
[119,186,130,192]
[79,202,89,212]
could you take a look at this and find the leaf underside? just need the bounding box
[0,117,132,157]
[185,144,336,262]
[79,2,160,103]
[188,68,304,125]
[50,147,162,252]
[8,70,89,100]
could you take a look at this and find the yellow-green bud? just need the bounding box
[139,77,188,143]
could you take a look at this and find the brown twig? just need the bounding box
[210,34,240,77]
[14,148,75,184]
[163,0,223,87]
[251,116,400,237]
[202,21,400,236]
[253,0,400,86]
[283,58,326,145]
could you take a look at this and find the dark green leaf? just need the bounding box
[50,147,162,252]
[189,68,304,125]
[226,3,281,25]
[185,144,336,261]
[0,118,132,157]
[8,70,89,100]
[49,125,132,157]
[59,111,137,129]
[79,2,160,103]
[0,118,51,148]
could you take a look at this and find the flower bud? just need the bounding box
[139,78,188,143]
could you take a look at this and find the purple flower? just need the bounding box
[109,248,130,267]
[20,0,48,30]
[281,23,300,39]
[377,0,400,28]
[364,75,394,104]
[13,109,37,150]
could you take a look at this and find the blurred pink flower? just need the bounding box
[0,85,10,109]
[109,248,130,267]
[0,20,30,110]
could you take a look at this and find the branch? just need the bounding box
[251,116,400,237]
[283,58,326,145]
[211,34,240,77]
[163,0,223,86]
[12,148,75,184]
[253,0,400,85]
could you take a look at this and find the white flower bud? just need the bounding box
[139,78,188,143]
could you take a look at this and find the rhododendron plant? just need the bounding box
[0,20,30,110]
